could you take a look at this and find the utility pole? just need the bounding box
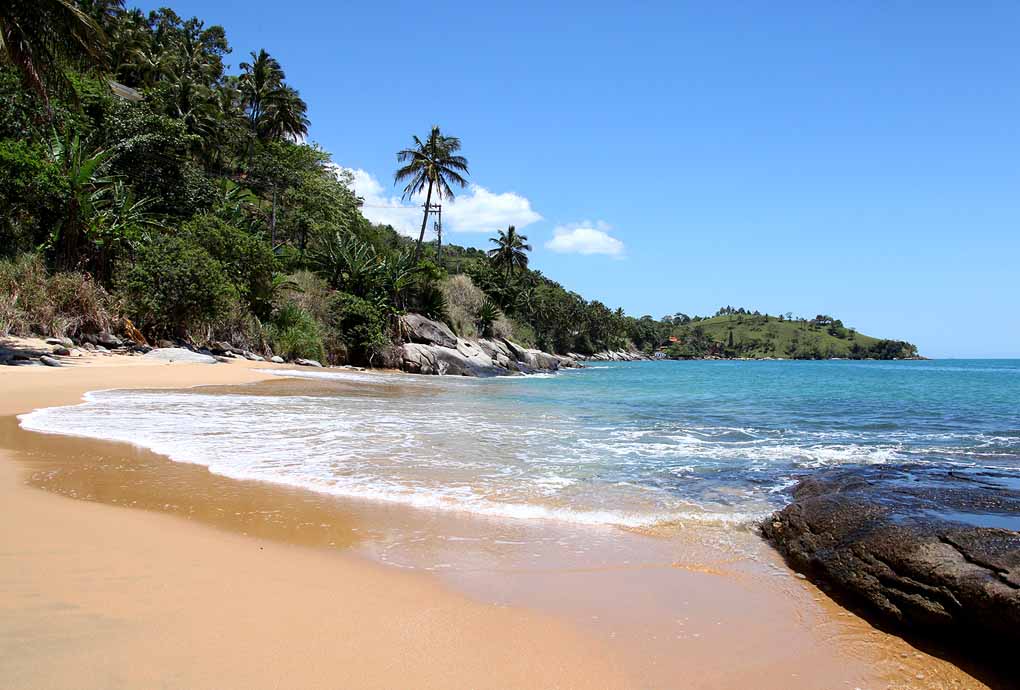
[435,203,443,262]
[423,201,442,261]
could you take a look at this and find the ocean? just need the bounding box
[19,359,1020,531]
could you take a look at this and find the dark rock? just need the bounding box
[208,341,241,355]
[763,466,1020,653]
[97,331,122,348]
[157,339,176,349]
[81,342,97,352]
[39,355,62,367]
[52,346,71,356]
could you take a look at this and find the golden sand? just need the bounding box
[0,350,989,688]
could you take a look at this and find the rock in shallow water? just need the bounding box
[762,466,1020,652]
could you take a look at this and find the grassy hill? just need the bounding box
[666,313,918,360]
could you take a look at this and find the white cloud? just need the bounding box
[546,222,625,257]
[340,168,541,237]
[444,186,541,233]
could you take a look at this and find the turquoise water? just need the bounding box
[20,359,1020,528]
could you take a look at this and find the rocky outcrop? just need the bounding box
[762,466,1020,653]
[401,313,458,349]
[397,314,580,377]
[570,350,651,362]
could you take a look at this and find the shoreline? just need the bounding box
[0,354,988,688]
[0,358,635,689]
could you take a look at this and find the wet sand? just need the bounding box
[0,357,989,688]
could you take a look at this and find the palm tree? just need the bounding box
[487,225,532,281]
[239,49,281,131]
[238,49,307,142]
[394,126,469,262]
[0,0,106,109]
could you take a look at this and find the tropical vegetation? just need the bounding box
[0,0,919,364]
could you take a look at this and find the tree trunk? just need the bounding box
[413,180,434,263]
[270,186,278,248]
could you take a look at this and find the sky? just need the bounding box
[139,1,1020,358]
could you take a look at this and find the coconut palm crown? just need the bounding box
[394,125,469,261]
[487,225,532,279]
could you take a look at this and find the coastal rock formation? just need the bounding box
[401,341,505,377]
[571,350,651,362]
[401,313,458,349]
[142,348,218,364]
[763,466,1020,651]
[397,314,580,377]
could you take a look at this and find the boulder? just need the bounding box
[39,355,62,367]
[294,358,323,368]
[209,341,241,355]
[142,348,218,364]
[270,355,285,364]
[762,466,1020,652]
[401,314,458,349]
[97,332,122,348]
[52,346,71,356]
[504,340,562,371]
[478,339,517,371]
[400,342,504,377]
[46,337,74,348]
[157,339,177,349]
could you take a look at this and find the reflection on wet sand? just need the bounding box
[2,374,991,688]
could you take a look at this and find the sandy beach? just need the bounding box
[0,353,990,689]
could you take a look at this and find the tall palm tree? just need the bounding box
[487,225,532,281]
[0,0,106,109]
[394,126,469,262]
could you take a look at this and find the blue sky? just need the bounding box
[140,1,1020,357]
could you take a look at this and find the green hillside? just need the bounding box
[665,312,919,360]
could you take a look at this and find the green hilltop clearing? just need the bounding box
[661,309,919,360]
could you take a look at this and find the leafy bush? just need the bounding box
[328,291,389,365]
[269,303,324,361]
[201,296,270,354]
[0,254,117,338]
[182,214,278,319]
[0,140,69,259]
[120,235,235,337]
